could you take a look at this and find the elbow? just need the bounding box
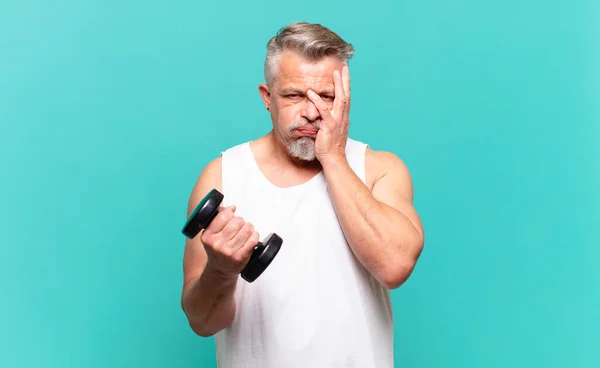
[182,302,235,338]
[381,263,414,290]
[189,320,217,338]
[381,238,424,290]
[186,313,233,337]
[180,299,214,337]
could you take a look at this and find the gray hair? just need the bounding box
[264,22,355,86]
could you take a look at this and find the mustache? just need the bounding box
[287,119,322,132]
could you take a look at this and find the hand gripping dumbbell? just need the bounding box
[181,189,282,283]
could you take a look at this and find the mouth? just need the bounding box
[294,128,318,138]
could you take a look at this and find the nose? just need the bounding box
[301,98,320,122]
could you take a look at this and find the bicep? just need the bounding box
[182,157,223,290]
[370,151,423,235]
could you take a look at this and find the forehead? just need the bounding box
[274,50,344,92]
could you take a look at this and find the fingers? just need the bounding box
[224,221,259,260]
[307,90,335,128]
[238,231,260,257]
[205,205,236,234]
[225,229,259,265]
[209,211,257,253]
[307,67,350,119]
[333,70,347,113]
[306,89,331,117]
[342,65,350,98]
[221,216,254,242]
[198,204,261,276]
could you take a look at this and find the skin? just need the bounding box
[181,49,425,337]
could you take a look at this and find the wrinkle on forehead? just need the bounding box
[274,50,343,94]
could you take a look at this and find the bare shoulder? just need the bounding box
[365,146,414,202]
[187,156,223,216]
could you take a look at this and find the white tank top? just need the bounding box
[215,137,394,368]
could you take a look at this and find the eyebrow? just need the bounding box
[279,87,335,96]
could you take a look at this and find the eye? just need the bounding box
[322,95,334,100]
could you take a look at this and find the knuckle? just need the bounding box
[246,232,259,247]
[200,232,212,245]
[243,222,254,235]
[223,250,234,260]
[232,216,245,228]
[211,237,223,250]
[221,244,234,258]
[216,210,233,223]
[233,252,245,263]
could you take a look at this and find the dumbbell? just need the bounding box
[181,188,282,283]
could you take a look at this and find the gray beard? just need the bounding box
[285,119,321,161]
[286,136,316,161]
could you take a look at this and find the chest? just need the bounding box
[242,192,363,296]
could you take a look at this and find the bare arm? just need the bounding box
[319,149,424,289]
[306,66,424,289]
[181,157,238,337]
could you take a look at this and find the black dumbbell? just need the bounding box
[181,188,282,283]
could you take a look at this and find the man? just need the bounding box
[181,22,424,367]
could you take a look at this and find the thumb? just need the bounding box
[217,205,236,213]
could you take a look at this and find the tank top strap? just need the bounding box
[220,141,254,207]
[344,137,369,185]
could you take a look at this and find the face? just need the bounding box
[259,50,344,161]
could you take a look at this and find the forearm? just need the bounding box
[182,265,237,337]
[321,155,423,289]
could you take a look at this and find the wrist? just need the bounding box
[318,152,348,170]
[204,263,239,285]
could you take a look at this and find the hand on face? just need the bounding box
[306,65,350,162]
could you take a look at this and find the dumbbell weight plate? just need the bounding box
[241,233,283,283]
[181,189,223,239]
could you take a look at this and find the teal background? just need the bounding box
[1,0,598,367]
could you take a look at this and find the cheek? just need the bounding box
[279,103,301,120]
[272,101,303,135]
[270,107,290,135]
[275,105,295,124]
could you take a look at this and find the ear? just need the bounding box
[258,83,271,111]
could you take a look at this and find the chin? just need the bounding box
[286,136,317,161]
[293,154,317,162]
